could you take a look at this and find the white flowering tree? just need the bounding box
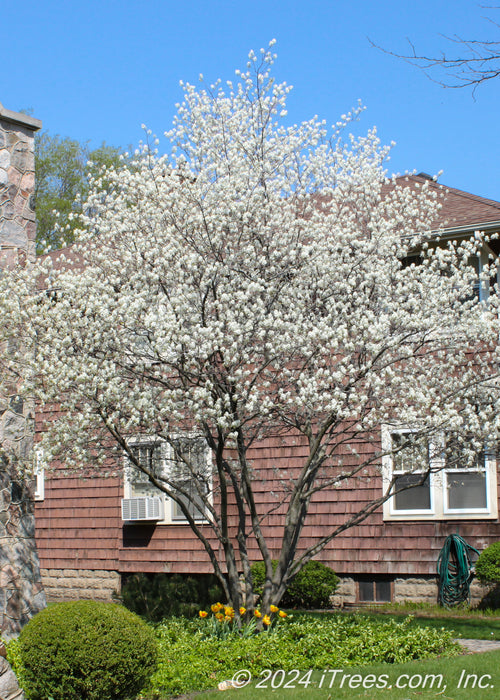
[8,45,500,616]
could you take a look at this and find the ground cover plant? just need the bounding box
[141,613,459,698]
[358,612,500,642]
[365,600,499,616]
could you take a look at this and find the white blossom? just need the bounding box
[2,47,499,611]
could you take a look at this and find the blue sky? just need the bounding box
[2,0,499,200]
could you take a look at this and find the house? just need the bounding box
[32,174,500,607]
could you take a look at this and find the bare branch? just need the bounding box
[370,7,500,94]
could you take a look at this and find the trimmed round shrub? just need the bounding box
[476,542,500,584]
[18,600,158,700]
[251,560,339,609]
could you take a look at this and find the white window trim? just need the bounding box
[475,243,500,303]
[443,451,496,516]
[465,245,496,303]
[123,435,212,525]
[382,425,498,521]
[34,447,45,501]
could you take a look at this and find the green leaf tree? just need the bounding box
[34,132,123,252]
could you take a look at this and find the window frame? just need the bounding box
[382,427,435,518]
[382,425,498,521]
[123,434,212,525]
[33,447,45,502]
[442,445,495,516]
[470,243,499,303]
[168,435,211,523]
[357,577,393,604]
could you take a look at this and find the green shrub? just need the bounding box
[476,542,500,584]
[117,572,222,622]
[144,614,460,697]
[18,600,157,700]
[251,560,339,609]
[5,637,26,690]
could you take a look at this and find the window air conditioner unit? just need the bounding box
[121,497,164,522]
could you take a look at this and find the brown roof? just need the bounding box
[37,244,84,291]
[41,244,83,269]
[392,174,500,232]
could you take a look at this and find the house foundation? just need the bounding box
[40,569,121,602]
[39,567,494,609]
[332,574,491,607]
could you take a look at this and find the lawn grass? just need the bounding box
[364,601,500,618]
[194,649,500,700]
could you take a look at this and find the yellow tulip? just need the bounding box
[199,610,208,618]
[270,605,279,613]
[239,606,246,615]
[263,615,271,626]
[254,609,262,618]
[278,610,287,618]
[211,602,223,613]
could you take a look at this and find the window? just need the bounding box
[464,246,499,303]
[390,432,432,513]
[358,577,392,603]
[127,441,164,485]
[123,435,211,524]
[443,436,489,513]
[33,447,45,501]
[169,437,209,521]
[382,426,497,520]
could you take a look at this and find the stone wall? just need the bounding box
[393,577,437,604]
[331,576,356,606]
[0,102,45,638]
[333,574,491,607]
[41,569,121,602]
[394,576,490,606]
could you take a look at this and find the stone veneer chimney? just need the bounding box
[0,103,41,263]
[0,102,46,637]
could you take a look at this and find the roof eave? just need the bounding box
[432,219,500,239]
[402,219,500,242]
